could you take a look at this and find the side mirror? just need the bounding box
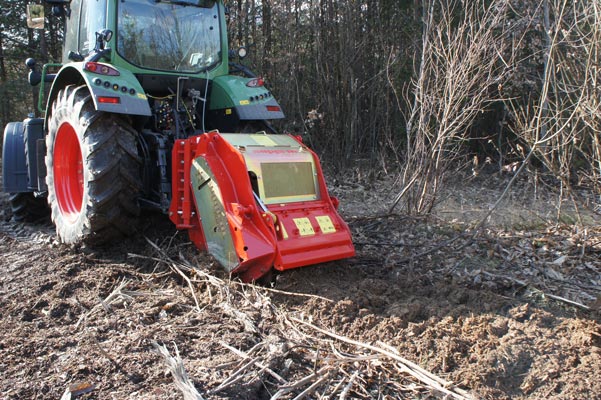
[26,58,42,86]
[26,4,45,30]
[228,47,248,60]
[86,29,114,62]
[95,29,113,51]
[100,29,113,43]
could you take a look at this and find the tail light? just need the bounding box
[246,78,265,87]
[97,96,120,104]
[85,62,120,76]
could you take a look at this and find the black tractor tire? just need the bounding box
[45,84,142,245]
[8,193,50,222]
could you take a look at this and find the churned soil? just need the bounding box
[0,171,600,399]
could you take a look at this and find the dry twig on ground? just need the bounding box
[152,341,205,400]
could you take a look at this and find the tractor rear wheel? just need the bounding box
[9,193,49,222]
[45,85,142,244]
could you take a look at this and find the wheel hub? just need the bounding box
[53,122,83,223]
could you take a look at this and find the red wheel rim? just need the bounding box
[53,122,84,223]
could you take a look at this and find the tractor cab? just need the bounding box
[61,0,223,73]
[116,0,222,73]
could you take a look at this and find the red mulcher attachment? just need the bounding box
[169,131,355,282]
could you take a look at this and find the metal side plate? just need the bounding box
[190,157,238,272]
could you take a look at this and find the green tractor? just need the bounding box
[2,0,354,282]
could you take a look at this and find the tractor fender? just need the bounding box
[45,63,151,125]
[210,75,285,121]
[2,122,28,193]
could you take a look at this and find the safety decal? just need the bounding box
[137,93,148,100]
[240,100,250,105]
[316,216,336,234]
[225,109,232,115]
[293,218,315,236]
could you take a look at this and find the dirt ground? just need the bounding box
[0,170,600,400]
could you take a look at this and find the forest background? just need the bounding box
[1,0,599,214]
